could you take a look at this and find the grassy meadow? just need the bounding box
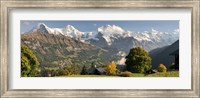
[59,71,179,77]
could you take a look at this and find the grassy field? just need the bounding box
[130,71,179,77]
[64,75,119,77]
[144,71,179,77]
[60,71,179,77]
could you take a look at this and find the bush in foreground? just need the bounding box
[157,64,167,72]
[120,71,132,77]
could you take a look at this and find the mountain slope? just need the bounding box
[21,30,121,68]
[150,40,179,69]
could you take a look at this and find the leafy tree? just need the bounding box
[105,61,117,75]
[81,65,88,75]
[125,47,152,73]
[157,64,167,72]
[21,45,40,77]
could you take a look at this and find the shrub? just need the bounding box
[120,71,132,77]
[116,69,121,75]
[157,64,167,72]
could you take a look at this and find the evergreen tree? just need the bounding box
[81,65,87,75]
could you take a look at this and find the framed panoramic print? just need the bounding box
[0,0,200,97]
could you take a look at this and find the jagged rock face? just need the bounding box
[22,30,95,51]
[88,33,109,48]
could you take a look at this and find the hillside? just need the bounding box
[150,40,179,68]
[21,30,121,68]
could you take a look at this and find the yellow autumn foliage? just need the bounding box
[105,61,117,75]
[157,64,167,72]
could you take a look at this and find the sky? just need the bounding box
[20,20,179,33]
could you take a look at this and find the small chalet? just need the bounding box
[94,68,106,75]
[87,65,106,75]
[87,65,96,74]
[116,64,125,72]
[169,49,179,69]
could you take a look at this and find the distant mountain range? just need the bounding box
[27,23,179,52]
[22,23,179,68]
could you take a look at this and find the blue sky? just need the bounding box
[20,20,179,33]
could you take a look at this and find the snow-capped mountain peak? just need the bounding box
[151,28,159,34]
[98,25,125,35]
[62,25,84,39]
[36,23,48,29]
[64,25,79,32]
[30,23,50,34]
[29,23,85,40]
[97,25,129,45]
